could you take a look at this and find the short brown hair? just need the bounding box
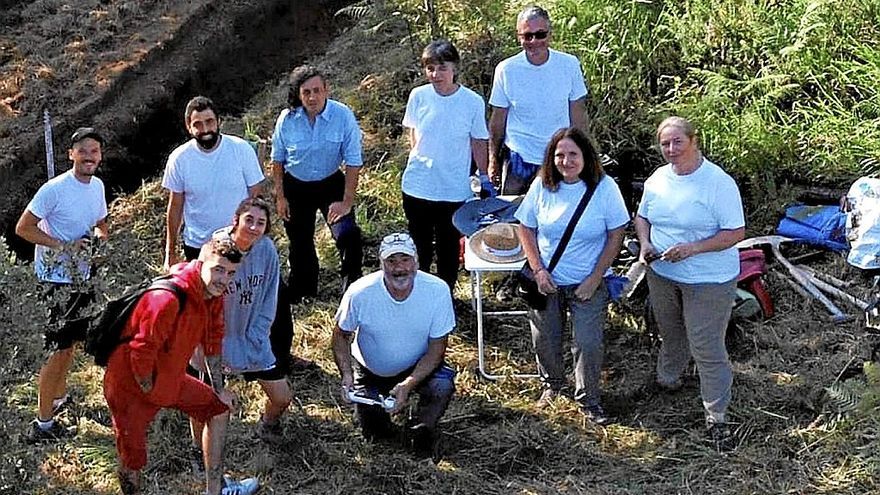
[202,237,243,264]
[540,127,604,192]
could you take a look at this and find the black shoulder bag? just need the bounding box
[516,183,597,310]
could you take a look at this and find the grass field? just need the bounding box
[2,1,880,494]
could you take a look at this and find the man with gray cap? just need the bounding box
[15,127,109,442]
[331,232,456,458]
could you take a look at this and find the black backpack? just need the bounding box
[85,276,187,366]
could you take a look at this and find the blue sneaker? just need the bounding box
[220,475,259,495]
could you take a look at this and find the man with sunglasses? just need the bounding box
[488,5,589,195]
[331,233,456,459]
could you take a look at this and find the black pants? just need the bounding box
[282,171,363,301]
[402,193,463,293]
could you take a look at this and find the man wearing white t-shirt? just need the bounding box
[332,233,455,458]
[488,5,589,195]
[162,96,264,270]
[15,127,109,442]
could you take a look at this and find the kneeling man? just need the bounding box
[332,232,456,457]
[103,238,258,495]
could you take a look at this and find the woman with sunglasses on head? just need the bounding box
[515,127,628,425]
[401,39,491,293]
[634,116,745,451]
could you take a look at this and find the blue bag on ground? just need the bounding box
[775,204,848,252]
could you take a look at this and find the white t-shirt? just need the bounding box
[401,84,490,202]
[335,270,455,377]
[515,175,629,286]
[26,170,107,283]
[489,49,588,164]
[637,159,745,284]
[162,135,264,248]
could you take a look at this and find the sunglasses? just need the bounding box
[518,30,549,41]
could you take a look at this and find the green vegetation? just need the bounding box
[387,0,880,193]
[4,1,880,493]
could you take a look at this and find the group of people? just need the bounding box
[13,3,747,494]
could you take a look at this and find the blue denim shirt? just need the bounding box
[270,99,364,182]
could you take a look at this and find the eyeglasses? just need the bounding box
[518,30,549,41]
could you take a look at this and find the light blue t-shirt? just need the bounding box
[637,159,745,284]
[401,84,489,202]
[270,99,363,182]
[515,175,629,286]
[335,270,455,377]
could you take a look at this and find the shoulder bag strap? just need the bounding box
[546,180,598,273]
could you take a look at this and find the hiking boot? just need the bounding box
[220,475,259,495]
[654,379,683,393]
[707,422,736,452]
[582,404,612,426]
[25,419,75,444]
[257,419,284,444]
[535,388,560,408]
[408,423,437,460]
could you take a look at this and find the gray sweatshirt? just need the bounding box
[213,227,280,372]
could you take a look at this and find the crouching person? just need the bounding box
[102,239,259,495]
[331,232,456,458]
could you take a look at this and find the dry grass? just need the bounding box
[2,6,880,495]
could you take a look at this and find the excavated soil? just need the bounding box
[0,0,349,256]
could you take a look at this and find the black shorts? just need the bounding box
[186,364,285,384]
[43,283,95,351]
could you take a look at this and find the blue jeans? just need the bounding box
[353,361,455,438]
[528,282,609,407]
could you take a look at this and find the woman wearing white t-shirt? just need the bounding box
[401,40,491,292]
[514,127,628,425]
[634,116,745,451]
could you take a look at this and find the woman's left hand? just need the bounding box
[662,242,699,263]
[575,273,602,301]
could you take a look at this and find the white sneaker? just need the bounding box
[220,475,259,495]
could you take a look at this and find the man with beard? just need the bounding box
[162,96,264,270]
[15,127,109,442]
[331,233,455,459]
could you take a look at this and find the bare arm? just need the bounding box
[271,160,290,222]
[331,325,355,400]
[389,336,448,414]
[517,224,557,294]
[488,106,508,183]
[164,191,185,271]
[569,96,587,131]
[633,215,658,262]
[15,210,63,249]
[472,138,489,176]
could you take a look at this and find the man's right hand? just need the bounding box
[340,373,354,404]
[163,251,180,273]
[276,195,290,222]
[218,389,237,412]
[488,156,502,186]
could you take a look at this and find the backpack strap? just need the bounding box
[147,279,187,314]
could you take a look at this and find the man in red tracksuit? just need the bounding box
[103,238,258,495]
